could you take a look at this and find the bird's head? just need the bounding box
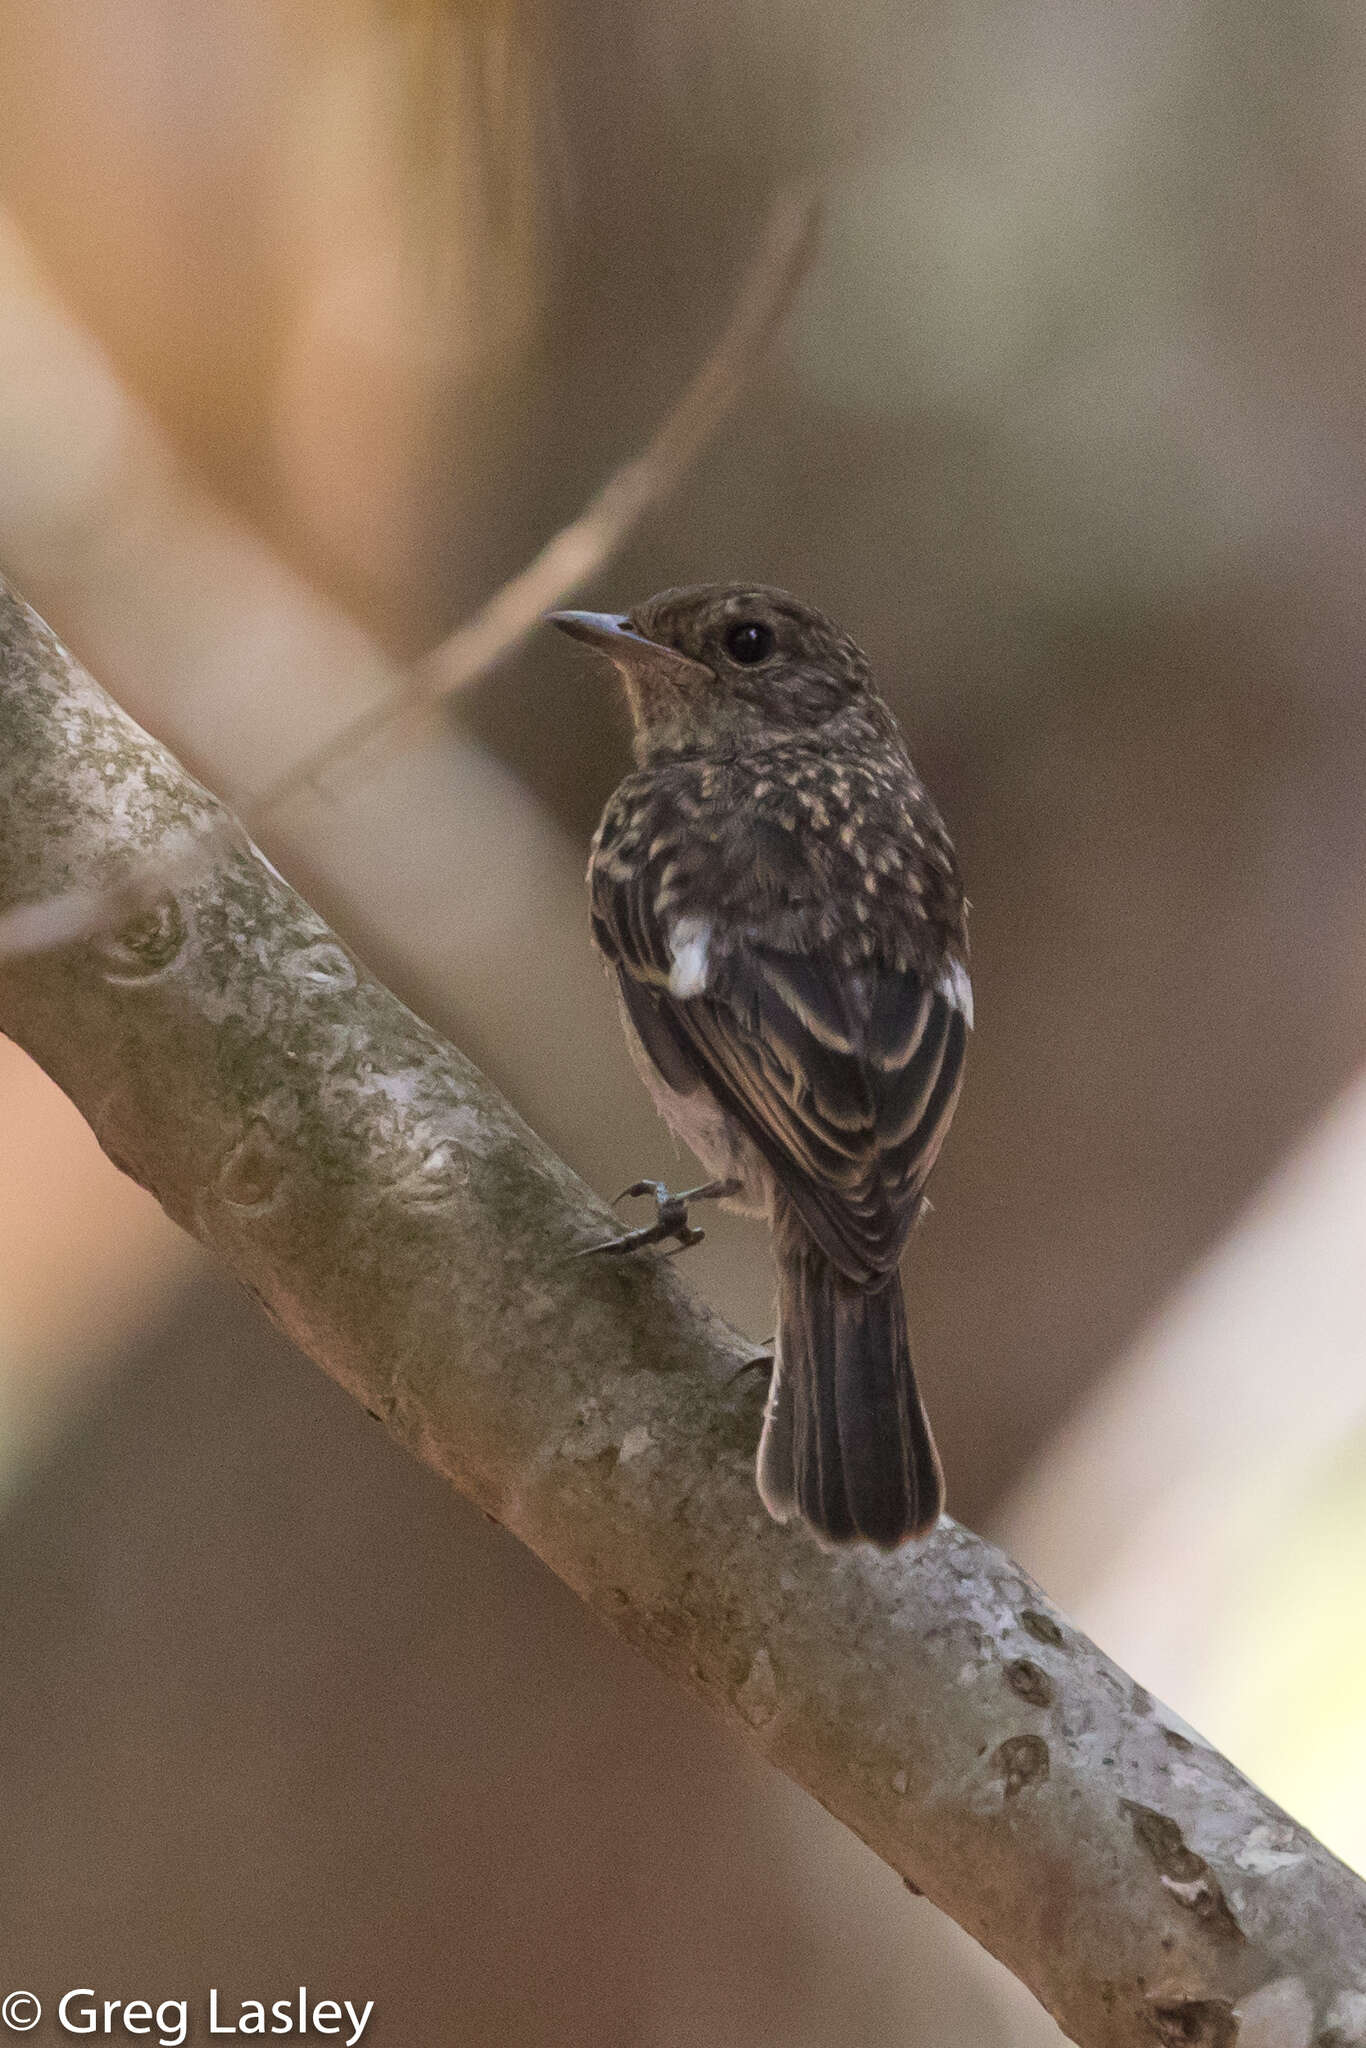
[549,583,877,762]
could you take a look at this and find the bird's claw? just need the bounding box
[576,1177,738,1259]
[727,1346,775,1384]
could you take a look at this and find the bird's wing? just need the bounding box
[593,876,967,1285]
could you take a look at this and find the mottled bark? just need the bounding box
[0,578,1361,2047]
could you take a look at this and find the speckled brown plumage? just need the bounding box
[551,584,970,1550]
[594,740,962,977]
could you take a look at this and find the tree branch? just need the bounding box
[1,577,1363,2046]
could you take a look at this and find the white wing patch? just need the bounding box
[937,956,974,1028]
[668,916,712,998]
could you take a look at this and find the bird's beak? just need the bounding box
[546,610,714,689]
[547,609,637,652]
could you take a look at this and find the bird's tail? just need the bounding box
[757,1231,943,1550]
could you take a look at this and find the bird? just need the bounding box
[548,584,970,1550]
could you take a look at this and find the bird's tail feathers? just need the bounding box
[758,1233,943,1550]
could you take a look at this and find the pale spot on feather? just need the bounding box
[668,916,711,997]
[938,957,974,1026]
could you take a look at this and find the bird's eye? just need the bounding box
[724,619,775,665]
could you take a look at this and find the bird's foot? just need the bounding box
[728,1342,775,1384]
[578,1177,740,1258]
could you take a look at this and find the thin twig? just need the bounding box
[0,191,819,968]
[244,188,820,824]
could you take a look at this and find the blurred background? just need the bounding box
[1,0,1365,2039]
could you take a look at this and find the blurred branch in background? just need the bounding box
[2,577,1364,2047]
[0,191,820,952]
[252,189,820,820]
[0,199,675,1189]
